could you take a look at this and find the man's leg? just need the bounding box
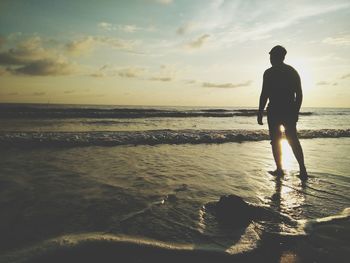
[285,124,307,177]
[268,116,283,172]
[271,133,283,172]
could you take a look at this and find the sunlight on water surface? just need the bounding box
[281,139,294,171]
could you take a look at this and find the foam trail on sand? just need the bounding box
[0,230,259,263]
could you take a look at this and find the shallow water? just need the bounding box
[0,138,349,262]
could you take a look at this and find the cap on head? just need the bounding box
[269,45,287,57]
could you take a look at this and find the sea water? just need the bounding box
[0,104,349,262]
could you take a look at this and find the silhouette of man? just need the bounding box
[258,45,307,179]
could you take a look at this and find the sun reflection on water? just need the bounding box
[267,125,307,222]
[279,125,295,171]
[281,139,294,171]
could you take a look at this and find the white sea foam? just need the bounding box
[0,129,349,147]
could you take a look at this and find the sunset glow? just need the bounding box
[1,0,349,107]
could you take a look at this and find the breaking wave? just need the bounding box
[0,129,349,147]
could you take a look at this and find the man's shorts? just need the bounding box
[267,109,297,144]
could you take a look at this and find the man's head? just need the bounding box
[269,45,287,66]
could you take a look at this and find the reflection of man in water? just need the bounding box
[258,45,307,179]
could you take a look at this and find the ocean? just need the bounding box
[0,103,349,263]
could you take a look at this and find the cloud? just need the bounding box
[98,22,150,33]
[90,64,176,81]
[176,22,196,35]
[316,81,331,86]
[89,64,111,78]
[184,79,196,84]
[149,76,172,81]
[98,22,113,31]
[118,25,141,33]
[89,72,105,78]
[341,73,350,79]
[65,37,95,55]
[89,65,145,78]
[0,36,49,65]
[7,32,23,41]
[154,0,173,5]
[66,36,136,55]
[0,36,76,76]
[316,81,338,86]
[323,35,350,46]
[186,34,210,49]
[0,51,30,65]
[9,58,75,76]
[183,1,350,47]
[202,80,252,88]
[118,67,145,78]
[95,36,137,51]
[1,34,140,77]
[147,64,178,81]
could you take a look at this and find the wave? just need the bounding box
[0,105,313,119]
[0,129,349,147]
[0,231,260,263]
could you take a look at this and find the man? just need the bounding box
[258,45,307,179]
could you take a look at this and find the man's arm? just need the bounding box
[257,72,268,125]
[294,71,303,121]
[295,72,303,112]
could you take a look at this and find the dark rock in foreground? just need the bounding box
[206,194,293,228]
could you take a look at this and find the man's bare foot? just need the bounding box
[268,169,284,176]
[298,167,308,181]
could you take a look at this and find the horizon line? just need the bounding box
[0,102,349,109]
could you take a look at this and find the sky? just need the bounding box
[0,0,350,107]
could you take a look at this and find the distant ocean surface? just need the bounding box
[0,103,349,263]
[0,103,349,146]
